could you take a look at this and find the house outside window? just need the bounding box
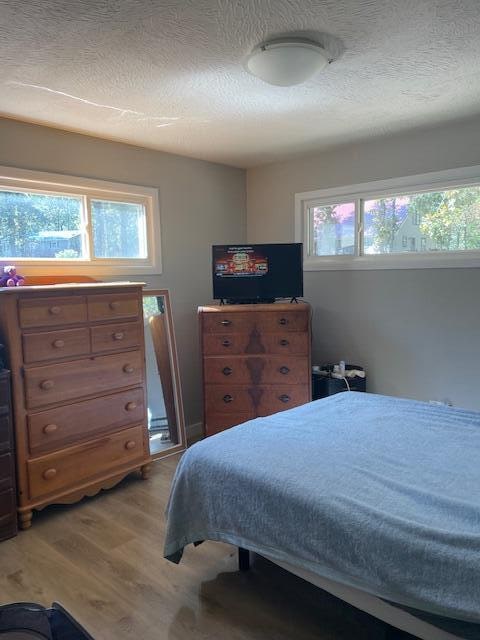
[0,166,161,275]
[296,165,480,270]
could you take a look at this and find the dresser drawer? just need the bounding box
[28,425,145,500]
[0,489,16,542]
[256,385,310,416]
[28,387,145,455]
[202,312,257,334]
[262,333,310,355]
[0,452,14,492]
[203,331,309,356]
[87,293,140,322]
[205,412,253,436]
[257,311,309,333]
[203,333,252,355]
[24,350,144,409]
[202,310,308,333]
[0,415,12,454]
[0,488,15,516]
[0,375,10,412]
[19,296,87,328]
[23,327,90,363]
[91,321,143,353]
[204,356,309,385]
[205,385,254,413]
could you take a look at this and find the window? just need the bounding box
[309,202,355,256]
[0,166,161,275]
[295,165,480,270]
[91,199,147,259]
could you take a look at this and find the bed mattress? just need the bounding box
[164,392,480,626]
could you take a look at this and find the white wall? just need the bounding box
[0,118,246,428]
[247,116,480,410]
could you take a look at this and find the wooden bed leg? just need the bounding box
[238,547,250,571]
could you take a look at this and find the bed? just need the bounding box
[164,392,480,639]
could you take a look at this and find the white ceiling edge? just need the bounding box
[3,110,480,173]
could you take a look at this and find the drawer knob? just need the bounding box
[43,468,57,480]
[222,367,233,376]
[109,301,121,310]
[40,379,54,391]
[223,394,233,403]
[125,401,137,411]
[43,423,58,434]
[222,339,231,347]
[278,318,288,325]
[125,440,136,450]
[49,306,62,315]
[113,332,125,341]
[52,339,65,349]
[279,394,291,403]
[280,339,290,347]
[220,319,232,326]
[279,366,290,375]
[123,364,134,374]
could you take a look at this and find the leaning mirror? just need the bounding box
[142,289,186,459]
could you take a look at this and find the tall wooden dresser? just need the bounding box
[199,303,311,436]
[0,282,151,529]
[0,369,17,541]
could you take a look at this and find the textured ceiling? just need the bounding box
[1,0,480,167]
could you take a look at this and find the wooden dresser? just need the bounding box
[0,282,151,529]
[199,303,311,436]
[0,369,17,541]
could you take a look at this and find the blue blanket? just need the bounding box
[164,392,480,623]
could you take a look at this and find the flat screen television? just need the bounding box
[212,243,303,303]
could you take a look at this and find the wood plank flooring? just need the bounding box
[0,454,406,639]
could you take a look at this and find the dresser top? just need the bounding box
[0,281,145,294]
[199,302,310,313]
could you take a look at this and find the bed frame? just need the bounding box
[238,548,463,640]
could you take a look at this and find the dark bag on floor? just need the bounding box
[0,602,94,639]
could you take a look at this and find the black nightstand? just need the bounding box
[312,364,366,400]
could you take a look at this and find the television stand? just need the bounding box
[198,301,312,437]
[220,298,275,305]
[219,298,302,305]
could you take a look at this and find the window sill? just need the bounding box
[304,252,480,271]
[8,260,162,277]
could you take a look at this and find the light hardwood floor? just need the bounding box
[0,454,408,639]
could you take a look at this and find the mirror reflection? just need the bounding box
[142,291,186,457]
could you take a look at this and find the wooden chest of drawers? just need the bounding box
[0,282,151,529]
[199,303,311,436]
[0,369,17,541]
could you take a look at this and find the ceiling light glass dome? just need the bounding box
[244,38,329,86]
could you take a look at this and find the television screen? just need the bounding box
[212,243,303,302]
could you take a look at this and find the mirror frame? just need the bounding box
[143,288,187,460]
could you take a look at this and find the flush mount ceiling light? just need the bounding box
[244,38,330,86]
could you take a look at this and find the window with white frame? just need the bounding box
[0,166,161,275]
[296,166,480,270]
